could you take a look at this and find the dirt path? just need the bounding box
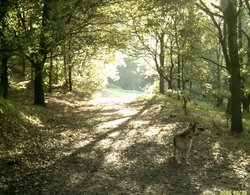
[1,93,249,194]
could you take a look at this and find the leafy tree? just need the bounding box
[6,0,126,105]
[197,0,245,132]
[126,0,203,95]
[109,57,154,91]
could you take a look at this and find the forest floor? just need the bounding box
[0,87,250,195]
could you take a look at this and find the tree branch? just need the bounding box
[240,28,250,42]
[200,56,227,69]
[196,0,224,18]
[244,0,250,17]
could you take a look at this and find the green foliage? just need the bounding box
[72,63,106,97]
[1,0,250,113]
[109,57,154,91]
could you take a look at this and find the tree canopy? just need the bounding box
[1,0,250,132]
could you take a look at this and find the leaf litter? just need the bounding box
[0,91,249,194]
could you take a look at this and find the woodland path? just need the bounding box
[1,90,249,195]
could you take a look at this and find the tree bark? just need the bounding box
[159,33,165,94]
[0,0,11,99]
[68,65,72,91]
[177,54,181,90]
[48,51,53,93]
[33,60,45,106]
[32,0,51,106]
[159,75,164,94]
[224,0,243,132]
[63,47,69,87]
[0,54,9,99]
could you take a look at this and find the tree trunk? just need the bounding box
[68,65,72,91]
[31,66,34,84]
[0,0,11,99]
[177,54,181,90]
[48,51,53,93]
[63,51,69,87]
[0,54,9,99]
[159,33,165,94]
[159,75,164,94]
[216,45,223,107]
[169,40,175,90]
[55,59,59,84]
[32,0,51,106]
[167,79,173,90]
[181,59,187,90]
[242,92,250,112]
[224,0,243,132]
[33,61,45,106]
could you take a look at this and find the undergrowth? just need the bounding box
[148,93,250,167]
[0,97,48,151]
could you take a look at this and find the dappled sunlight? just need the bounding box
[211,142,223,164]
[96,138,114,150]
[72,139,94,149]
[112,139,132,151]
[107,131,121,139]
[104,152,122,166]
[131,119,150,128]
[141,104,161,116]
[49,97,77,108]
[89,96,140,104]
[20,112,43,127]
[144,127,160,137]
[2,91,249,195]
[126,129,141,137]
[116,107,139,117]
[230,152,250,181]
[96,117,130,131]
[90,87,143,105]
[162,122,178,131]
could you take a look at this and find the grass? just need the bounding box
[101,87,142,98]
[0,97,47,151]
[149,93,250,130]
[0,97,43,124]
[149,93,250,172]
